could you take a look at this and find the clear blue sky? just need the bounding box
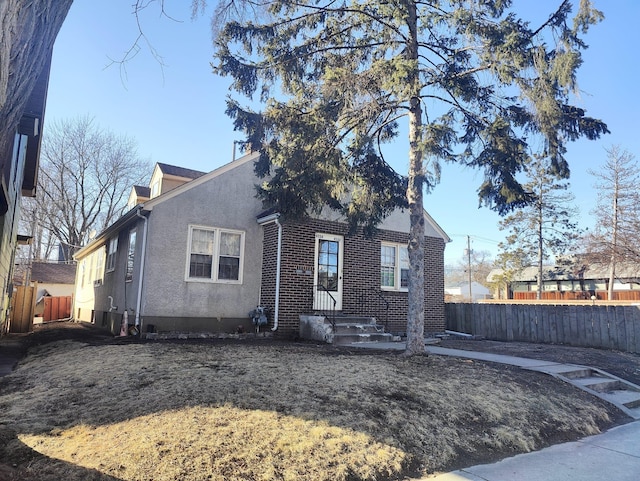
[45,0,640,265]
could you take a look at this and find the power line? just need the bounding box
[448,233,501,245]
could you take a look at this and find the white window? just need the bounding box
[87,256,93,285]
[381,242,409,290]
[106,237,118,272]
[150,180,160,198]
[80,260,86,286]
[94,248,104,286]
[126,229,137,282]
[186,226,244,283]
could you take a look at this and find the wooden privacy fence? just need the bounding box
[10,286,36,333]
[43,296,72,322]
[445,302,640,354]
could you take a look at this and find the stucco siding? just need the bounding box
[140,158,263,324]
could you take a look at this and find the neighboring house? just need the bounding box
[445,281,490,302]
[30,262,75,320]
[0,54,52,334]
[73,153,450,338]
[487,263,640,301]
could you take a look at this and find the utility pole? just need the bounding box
[467,235,472,301]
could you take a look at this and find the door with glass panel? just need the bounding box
[313,233,343,310]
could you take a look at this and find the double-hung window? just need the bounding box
[126,229,137,282]
[381,242,410,291]
[187,226,244,283]
[94,248,104,286]
[106,237,118,272]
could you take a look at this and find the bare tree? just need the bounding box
[30,116,150,260]
[445,248,494,290]
[585,146,640,299]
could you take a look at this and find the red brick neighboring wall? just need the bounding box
[259,217,446,338]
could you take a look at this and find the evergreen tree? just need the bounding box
[489,248,532,300]
[497,156,581,299]
[211,0,608,354]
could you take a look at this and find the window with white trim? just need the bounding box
[80,260,86,286]
[94,248,104,286]
[381,243,410,290]
[187,226,244,283]
[106,237,118,272]
[150,180,160,198]
[126,229,137,282]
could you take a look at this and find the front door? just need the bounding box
[313,233,343,311]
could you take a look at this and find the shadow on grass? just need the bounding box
[0,433,122,481]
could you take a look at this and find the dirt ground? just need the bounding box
[20,322,640,385]
[0,321,636,481]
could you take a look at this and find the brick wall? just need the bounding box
[260,217,446,338]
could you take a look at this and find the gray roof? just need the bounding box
[30,262,76,285]
[133,185,151,197]
[488,263,640,283]
[157,163,206,180]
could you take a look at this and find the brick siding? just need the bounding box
[260,217,446,338]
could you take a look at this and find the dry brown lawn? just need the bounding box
[0,324,627,481]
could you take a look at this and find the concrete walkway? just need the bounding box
[351,340,640,481]
[427,420,640,481]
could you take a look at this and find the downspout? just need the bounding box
[272,216,282,331]
[135,208,149,331]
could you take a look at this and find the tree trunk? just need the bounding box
[608,181,619,300]
[537,196,543,300]
[0,0,73,164]
[404,2,426,356]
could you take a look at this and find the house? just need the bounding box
[487,263,640,301]
[0,52,53,334]
[29,262,75,321]
[30,262,76,295]
[445,281,490,302]
[73,153,450,338]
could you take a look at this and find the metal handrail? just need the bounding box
[357,288,390,332]
[314,284,337,332]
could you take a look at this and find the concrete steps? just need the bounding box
[540,365,640,420]
[332,316,399,345]
[298,314,401,345]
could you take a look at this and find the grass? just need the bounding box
[0,333,624,481]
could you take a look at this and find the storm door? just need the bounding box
[313,233,343,311]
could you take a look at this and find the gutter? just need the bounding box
[257,212,282,331]
[273,216,282,332]
[134,208,149,330]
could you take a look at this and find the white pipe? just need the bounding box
[107,296,117,312]
[135,209,149,330]
[272,216,282,331]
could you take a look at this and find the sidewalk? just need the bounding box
[427,420,640,480]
